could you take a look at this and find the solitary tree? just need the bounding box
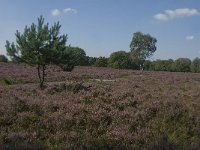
[130,32,157,71]
[6,16,67,88]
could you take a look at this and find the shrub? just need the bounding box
[94,57,108,67]
[66,82,91,93]
[0,76,16,85]
[174,58,191,72]
[0,55,8,62]
[108,51,132,69]
[191,57,200,73]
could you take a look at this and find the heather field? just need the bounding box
[0,63,200,149]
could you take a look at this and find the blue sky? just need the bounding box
[0,0,200,60]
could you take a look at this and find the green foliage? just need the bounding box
[0,55,8,62]
[156,107,198,147]
[59,46,87,71]
[130,32,157,70]
[191,57,200,73]
[174,58,191,72]
[94,57,108,67]
[86,56,97,66]
[5,16,67,88]
[66,82,90,93]
[108,51,132,69]
[0,76,16,85]
[153,59,175,71]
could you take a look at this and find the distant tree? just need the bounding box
[0,54,8,62]
[108,51,132,69]
[130,32,157,71]
[6,16,67,88]
[154,59,175,71]
[86,56,97,66]
[143,60,152,70]
[174,58,191,72]
[94,56,108,67]
[66,46,87,66]
[59,46,87,71]
[191,57,200,73]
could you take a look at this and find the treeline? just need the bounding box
[94,55,200,73]
[2,51,199,73]
[144,58,200,73]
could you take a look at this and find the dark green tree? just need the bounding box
[94,56,108,67]
[191,57,200,73]
[130,32,157,71]
[59,46,87,71]
[0,54,8,62]
[6,16,67,88]
[108,51,132,69]
[174,58,191,72]
[66,46,87,66]
[86,56,97,66]
[154,59,175,71]
[143,60,152,70]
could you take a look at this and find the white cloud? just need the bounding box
[154,8,199,21]
[186,35,194,41]
[51,9,61,17]
[154,13,169,21]
[63,8,77,14]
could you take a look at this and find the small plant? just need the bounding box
[66,82,91,93]
[0,76,15,85]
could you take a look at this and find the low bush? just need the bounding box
[0,76,16,85]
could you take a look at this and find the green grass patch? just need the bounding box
[0,76,16,85]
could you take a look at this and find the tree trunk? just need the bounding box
[140,63,144,72]
[37,64,45,89]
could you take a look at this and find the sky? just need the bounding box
[0,0,200,60]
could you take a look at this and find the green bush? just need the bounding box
[108,51,132,69]
[94,57,108,67]
[174,58,191,72]
[0,76,16,85]
[191,57,200,73]
[0,55,8,62]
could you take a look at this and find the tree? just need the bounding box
[59,46,87,71]
[108,51,132,69]
[66,46,87,66]
[191,57,200,73]
[174,58,191,72]
[0,54,8,62]
[143,60,152,70]
[86,56,97,66]
[6,16,67,88]
[153,59,175,71]
[130,32,157,71]
[94,56,108,67]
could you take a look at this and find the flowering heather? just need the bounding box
[0,63,134,84]
[0,63,200,149]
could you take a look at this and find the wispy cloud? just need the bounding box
[51,9,61,17]
[186,35,194,41]
[154,8,199,22]
[63,8,78,14]
[51,8,77,17]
